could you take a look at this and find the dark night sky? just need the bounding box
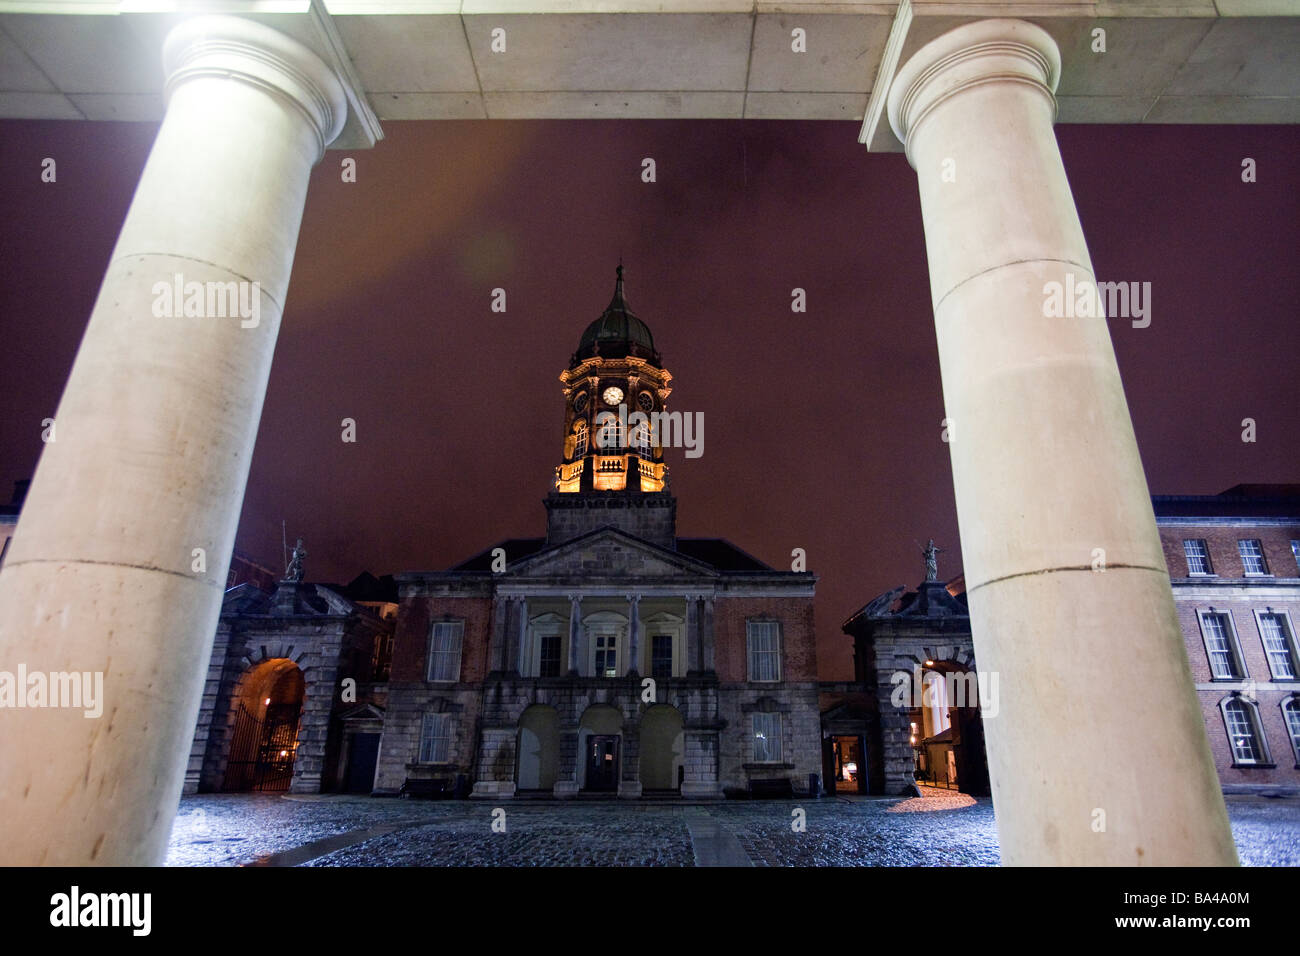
[0,119,1296,678]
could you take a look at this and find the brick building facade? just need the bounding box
[170,266,821,798]
[377,268,821,799]
[1155,485,1300,792]
[845,486,1300,798]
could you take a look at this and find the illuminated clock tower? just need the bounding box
[546,265,677,548]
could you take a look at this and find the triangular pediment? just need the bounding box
[507,526,718,582]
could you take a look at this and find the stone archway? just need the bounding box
[914,662,988,796]
[222,658,305,792]
[517,704,560,792]
[639,704,684,792]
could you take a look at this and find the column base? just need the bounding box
[289,775,321,794]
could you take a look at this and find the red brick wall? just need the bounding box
[390,595,494,682]
[1198,691,1299,786]
[1161,518,1300,786]
[1173,597,1300,684]
[1159,523,1300,579]
[714,596,817,682]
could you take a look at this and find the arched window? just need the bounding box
[1221,697,1268,766]
[631,420,651,456]
[1283,698,1300,766]
[595,413,623,450]
[572,420,588,458]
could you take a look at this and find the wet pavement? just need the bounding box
[164,792,1299,867]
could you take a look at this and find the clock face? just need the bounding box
[573,392,588,413]
[602,386,624,406]
[637,391,654,413]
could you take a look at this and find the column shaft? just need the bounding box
[886,18,1235,865]
[627,594,641,676]
[568,595,583,675]
[0,16,346,865]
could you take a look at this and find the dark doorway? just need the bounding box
[344,732,381,794]
[585,735,620,792]
[830,735,867,793]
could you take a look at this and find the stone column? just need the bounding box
[701,596,716,673]
[567,594,583,675]
[516,597,529,677]
[553,726,580,797]
[489,594,508,673]
[0,16,346,866]
[685,595,700,673]
[885,19,1235,865]
[626,593,641,676]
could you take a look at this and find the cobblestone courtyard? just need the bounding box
[165,792,1300,867]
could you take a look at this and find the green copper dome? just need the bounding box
[575,265,659,363]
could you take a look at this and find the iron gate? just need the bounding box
[224,702,301,792]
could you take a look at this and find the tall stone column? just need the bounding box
[626,593,641,676]
[885,19,1235,865]
[0,16,346,865]
[567,594,583,675]
[701,596,715,673]
[515,596,529,677]
[489,594,508,673]
[685,595,700,673]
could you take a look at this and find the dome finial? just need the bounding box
[609,259,629,311]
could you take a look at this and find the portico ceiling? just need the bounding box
[0,0,1295,150]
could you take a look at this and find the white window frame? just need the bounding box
[527,613,566,678]
[752,712,783,763]
[1182,538,1213,576]
[594,413,623,450]
[1237,538,1269,576]
[746,620,782,682]
[1283,698,1300,767]
[582,611,627,678]
[1198,610,1247,681]
[641,611,684,678]
[1255,609,1299,680]
[631,420,651,457]
[419,712,453,764]
[427,620,464,683]
[1291,540,1300,574]
[572,420,588,458]
[1220,697,1269,767]
[592,633,619,677]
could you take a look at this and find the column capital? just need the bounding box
[887,18,1060,168]
[163,15,348,162]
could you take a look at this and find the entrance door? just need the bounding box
[585,735,620,792]
[344,732,381,794]
[832,735,865,793]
